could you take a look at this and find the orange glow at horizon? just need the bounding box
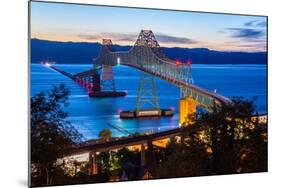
[31,32,266,52]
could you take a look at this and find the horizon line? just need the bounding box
[30,37,267,53]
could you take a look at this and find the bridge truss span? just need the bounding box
[89,29,231,125]
[94,30,230,102]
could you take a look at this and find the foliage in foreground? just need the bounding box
[31,84,83,186]
[98,128,112,142]
[30,92,267,186]
[155,97,267,177]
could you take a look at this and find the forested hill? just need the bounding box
[31,39,267,64]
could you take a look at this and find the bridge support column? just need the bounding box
[92,73,101,92]
[136,72,159,111]
[83,78,86,86]
[101,65,116,92]
[141,144,146,166]
[86,77,91,89]
[146,140,154,172]
[179,97,197,126]
[88,151,98,175]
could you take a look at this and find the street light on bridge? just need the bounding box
[117,57,121,65]
[187,59,192,66]
[186,59,194,84]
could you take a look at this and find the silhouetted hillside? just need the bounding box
[31,39,267,64]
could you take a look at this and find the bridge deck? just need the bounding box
[73,69,95,78]
[67,128,181,155]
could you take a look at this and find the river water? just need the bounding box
[31,64,267,139]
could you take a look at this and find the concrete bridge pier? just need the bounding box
[140,140,154,170]
[179,97,197,126]
[87,65,126,97]
[92,74,101,92]
[141,144,146,166]
[146,140,154,171]
[88,151,98,175]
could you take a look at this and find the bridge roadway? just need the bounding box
[48,65,75,80]
[67,127,182,155]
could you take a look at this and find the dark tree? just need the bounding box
[97,152,111,174]
[115,148,141,167]
[194,97,267,174]
[155,136,210,178]
[155,97,267,178]
[31,84,83,186]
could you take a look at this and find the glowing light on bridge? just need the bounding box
[117,109,123,114]
[41,61,55,67]
[187,59,192,66]
[117,57,121,65]
[175,60,182,66]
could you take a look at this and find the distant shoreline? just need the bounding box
[30,39,267,65]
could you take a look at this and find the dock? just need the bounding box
[88,91,126,97]
[120,109,173,118]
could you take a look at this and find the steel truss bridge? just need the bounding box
[49,29,233,176]
[73,29,230,126]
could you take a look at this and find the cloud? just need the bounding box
[155,34,197,44]
[220,19,266,41]
[77,32,197,45]
[256,21,266,27]
[224,41,265,48]
[77,33,137,42]
[225,28,264,39]
[106,33,137,41]
[238,43,266,51]
[223,38,266,52]
[220,22,266,52]
[244,20,266,27]
[76,34,100,41]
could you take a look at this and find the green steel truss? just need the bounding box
[93,29,230,111]
[136,72,160,111]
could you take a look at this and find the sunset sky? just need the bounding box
[30,1,267,52]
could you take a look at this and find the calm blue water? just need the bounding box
[31,64,267,139]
